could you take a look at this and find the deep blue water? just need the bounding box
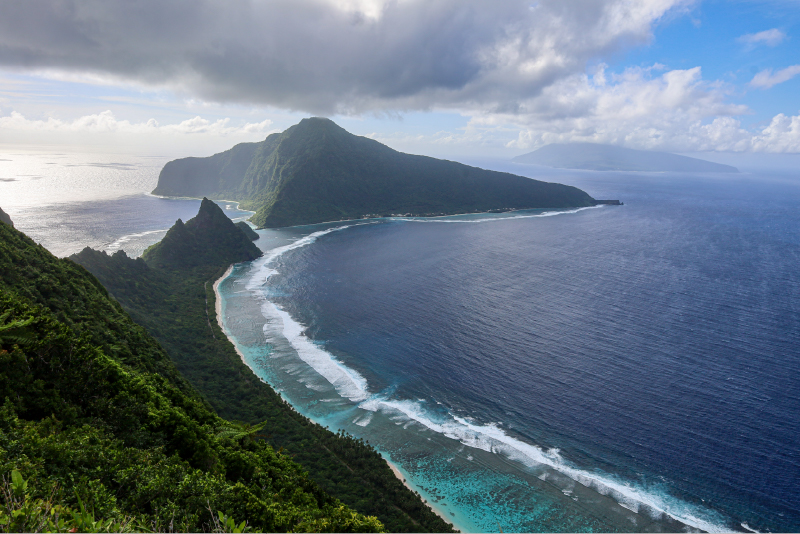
[218,170,800,532]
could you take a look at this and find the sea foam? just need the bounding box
[245,223,372,402]
[390,205,603,224]
[359,396,729,533]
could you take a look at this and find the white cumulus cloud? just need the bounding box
[1,1,798,154]
[0,110,273,136]
[481,64,749,152]
[749,65,800,89]
[737,28,786,47]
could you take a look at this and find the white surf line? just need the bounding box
[213,242,464,531]
[243,223,374,402]
[390,204,604,224]
[361,397,730,533]
[212,263,303,416]
[103,228,167,252]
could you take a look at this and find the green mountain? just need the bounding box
[0,206,12,227]
[0,219,382,532]
[153,117,597,228]
[71,202,455,532]
[513,142,740,172]
[142,197,261,269]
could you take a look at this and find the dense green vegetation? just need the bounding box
[0,219,383,532]
[142,198,262,270]
[153,117,596,228]
[71,200,456,532]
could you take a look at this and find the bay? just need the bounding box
[217,168,800,533]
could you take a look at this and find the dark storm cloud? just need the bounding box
[0,0,685,114]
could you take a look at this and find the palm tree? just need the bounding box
[0,310,35,347]
[214,420,269,446]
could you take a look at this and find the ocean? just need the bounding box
[0,148,252,257]
[3,148,798,532]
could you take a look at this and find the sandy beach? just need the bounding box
[213,264,249,369]
[384,457,463,531]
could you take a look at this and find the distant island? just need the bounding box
[153,117,599,228]
[513,143,739,173]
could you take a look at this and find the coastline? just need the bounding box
[213,260,463,532]
[152,192,600,230]
[212,263,305,416]
[384,457,465,532]
[213,265,251,371]
[257,204,603,230]
[206,219,729,534]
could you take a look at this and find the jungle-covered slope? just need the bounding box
[0,217,382,532]
[71,200,455,533]
[153,117,596,228]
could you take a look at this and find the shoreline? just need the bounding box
[384,457,465,532]
[257,204,603,230]
[212,264,304,415]
[207,219,722,534]
[213,265,253,373]
[213,261,463,532]
[151,192,600,230]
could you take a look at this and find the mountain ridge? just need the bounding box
[141,197,261,269]
[153,118,598,228]
[70,202,456,533]
[0,218,385,532]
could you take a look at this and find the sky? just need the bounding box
[0,0,798,160]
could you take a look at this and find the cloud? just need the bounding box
[752,113,800,152]
[454,63,798,153]
[0,0,692,114]
[0,110,273,136]
[478,64,749,152]
[737,28,786,47]
[2,1,798,154]
[749,65,800,89]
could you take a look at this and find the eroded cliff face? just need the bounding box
[0,206,13,227]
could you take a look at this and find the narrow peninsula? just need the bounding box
[153,117,598,228]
